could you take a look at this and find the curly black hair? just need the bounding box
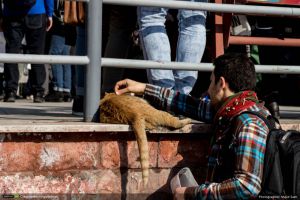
[213,53,256,93]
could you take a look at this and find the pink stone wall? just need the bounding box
[0,132,210,199]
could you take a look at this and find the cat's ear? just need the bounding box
[104,92,109,96]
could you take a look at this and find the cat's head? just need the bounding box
[103,92,116,98]
[99,92,116,105]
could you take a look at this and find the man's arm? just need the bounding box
[144,84,212,122]
[45,0,54,31]
[45,0,54,17]
[115,79,213,122]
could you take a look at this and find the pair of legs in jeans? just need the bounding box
[48,35,71,94]
[138,0,207,94]
[3,14,47,102]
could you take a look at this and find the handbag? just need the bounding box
[64,1,85,25]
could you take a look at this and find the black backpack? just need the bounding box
[3,0,36,11]
[240,111,300,198]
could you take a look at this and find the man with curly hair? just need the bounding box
[114,53,271,199]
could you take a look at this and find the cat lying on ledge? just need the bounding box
[99,93,191,186]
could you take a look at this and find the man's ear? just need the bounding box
[219,76,227,89]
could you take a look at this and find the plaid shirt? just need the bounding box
[144,84,270,199]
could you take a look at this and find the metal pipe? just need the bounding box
[104,0,300,17]
[85,0,102,122]
[0,54,299,74]
[102,58,300,74]
[230,36,300,46]
[255,65,300,74]
[0,53,89,65]
[102,58,214,71]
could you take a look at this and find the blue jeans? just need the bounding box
[138,1,207,94]
[49,35,71,92]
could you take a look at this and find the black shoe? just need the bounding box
[72,95,83,116]
[34,92,44,103]
[63,92,72,102]
[0,92,4,101]
[45,91,64,102]
[4,91,16,102]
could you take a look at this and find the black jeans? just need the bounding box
[101,6,137,93]
[3,14,47,95]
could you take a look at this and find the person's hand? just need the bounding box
[173,187,197,200]
[173,187,187,200]
[114,79,146,95]
[46,17,53,31]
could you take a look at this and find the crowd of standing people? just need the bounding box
[0,0,210,117]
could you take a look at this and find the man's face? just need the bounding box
[208,72,223,109]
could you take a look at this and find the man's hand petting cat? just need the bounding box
[114,79,146,95]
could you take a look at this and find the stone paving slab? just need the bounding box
[0,99,80,122]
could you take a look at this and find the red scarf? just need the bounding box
[214,90,259,124]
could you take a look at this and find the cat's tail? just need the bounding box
[132,117,149,186]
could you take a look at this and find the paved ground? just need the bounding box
[0,99,81,124]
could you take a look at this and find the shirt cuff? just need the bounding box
[144,84,162,98]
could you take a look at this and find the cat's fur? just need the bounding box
[99,93,191,185]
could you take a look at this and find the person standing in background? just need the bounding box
[45,0,75,102]
[0,0,54,103]
[101,5,137,95]
[72,5,138,116]
[137,0,207,94]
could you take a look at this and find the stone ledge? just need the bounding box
[0,122,213,134]
[0,120,299,133]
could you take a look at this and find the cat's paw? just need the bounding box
[180,118,192,125]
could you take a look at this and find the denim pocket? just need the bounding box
[25,14,45,29]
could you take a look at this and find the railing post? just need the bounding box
[85,0,102,121]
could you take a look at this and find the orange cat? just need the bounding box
[99,93,191,186]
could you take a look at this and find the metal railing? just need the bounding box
[86,0,102,121]
[105,0,300,16]
[0,0,300,121]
